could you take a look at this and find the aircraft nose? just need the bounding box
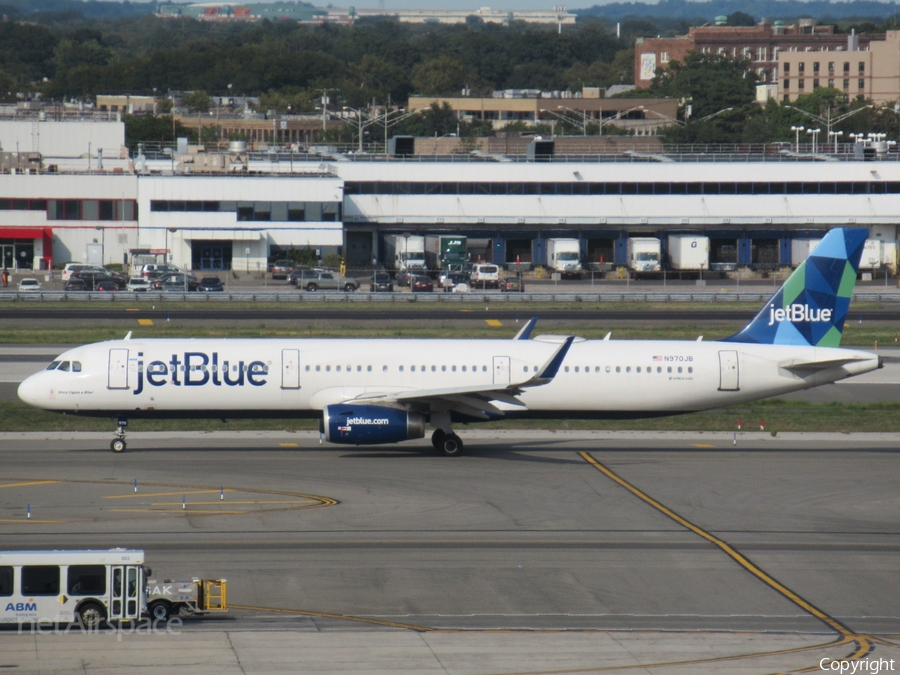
[17,373,43,407]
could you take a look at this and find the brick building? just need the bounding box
[634,20,877,89]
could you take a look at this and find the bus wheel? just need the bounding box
[148,600,172,620]
[77,602,105,629]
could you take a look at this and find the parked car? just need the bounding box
[370,272,394,292]
[95,280,118,292]
[300,271,360,292]
[500,276,526,293]
[161,282,189,293]
[198,276,224,292]
[289,268,318,286]
[395,270,411,287]
[126,277,151,292]
[61,263,106,281]
[17,278,41,292]
[410,275,434,292]
[151,273,199,291]
[140,263,180,280]
[64,279,87,291]
[271,259,294,280]
[70,271,127,291]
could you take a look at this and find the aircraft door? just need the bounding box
[281,349,300,389]
[718,350,739,391]
[108,349,129,389]
[493,356,510,384]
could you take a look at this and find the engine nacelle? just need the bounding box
[322,404,425,445]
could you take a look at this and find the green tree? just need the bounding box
[411,56,470,96]
[180,90,211,112]
[727,11,756,27]
[650,52,758,121]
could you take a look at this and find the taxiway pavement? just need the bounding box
[0,430,898,674]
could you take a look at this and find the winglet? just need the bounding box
[522,336,574,387]
[514,317,538,340]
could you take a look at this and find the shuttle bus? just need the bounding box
[0,549,145,627]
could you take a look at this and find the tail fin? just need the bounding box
[721,228,868,347]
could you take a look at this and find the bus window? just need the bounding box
[68,565,106,596]
[0,566,12,596]
[22,566,60,595]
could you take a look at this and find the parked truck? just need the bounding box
[627,237,662,274]
[383,234,426,274]
[791,239,822,267]
[668,235,709,271]
[545,238,583,279]
[425,235,468,274]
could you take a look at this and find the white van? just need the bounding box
[468,264,500,289]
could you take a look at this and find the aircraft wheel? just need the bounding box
[111,439,126,453]
[431,429,446,450]
[439,434,463,457]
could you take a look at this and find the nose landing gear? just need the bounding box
[111,418,128,453]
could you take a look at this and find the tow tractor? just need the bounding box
[145,576,227,620]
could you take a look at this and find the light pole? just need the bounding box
[806,128,821,154]
[828,130,843,153]
[790,125,805,152]
[403,232,410,279]
[786,104,873,142]
[557,105,589,135]
[343,106,365,153]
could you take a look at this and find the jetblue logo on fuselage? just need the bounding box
[768,304,833,327]
[133,352,268,395]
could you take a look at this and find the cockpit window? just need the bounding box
[58,361,70,372]
[46,361,61,371]
[72,362,82,372]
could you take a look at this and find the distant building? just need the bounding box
[634,19,877,89]
[339,6,576,26]
[409,93,678,136]
[156,2,328,23]
[778,31,900,104]
[96,95,158,115]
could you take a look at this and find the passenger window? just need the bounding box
[367,366,372,372]
[22,565,60,596]
[688,367,693,373]
[574,366,579,373]
[605,366,611,373]
[564,366,569,372]
[431,366,436,372]
[46,361,60,371]
[451,366,456,372]
[326,366,331,372]
[305,365,310,372]
[357,366,362,372]
[0,566,12,596]
[441,366,446,372]
[626,366,631,373]
[399,366,404,372]
[657,367,662,373]
[462,366,466,372]
[336,366,341,372]
[483,366,488,372]
[615,366,621,373]
[667,367,672,373]
[315,365,320,372]
[678,367,683,373]
[523,366,528,373]
[58,361,70,372]
[68,565,106,596]
[636,367,641,373]
[383,365,388,372]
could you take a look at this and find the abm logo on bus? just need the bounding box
[5,601,38,612]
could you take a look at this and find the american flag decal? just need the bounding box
[653,355,663,361]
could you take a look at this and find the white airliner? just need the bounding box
[18,228,881,456]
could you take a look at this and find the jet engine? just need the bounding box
[322,404,425,445]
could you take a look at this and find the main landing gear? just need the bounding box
[431,429,463,457]
[111,417,128,453]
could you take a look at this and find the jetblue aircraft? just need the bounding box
[18,228,881,456]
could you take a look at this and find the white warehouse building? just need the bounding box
[0,152,898,274]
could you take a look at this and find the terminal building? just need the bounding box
[0,120,897,275]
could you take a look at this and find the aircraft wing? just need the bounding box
[343,336,574,419]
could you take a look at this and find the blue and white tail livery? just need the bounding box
[18,227,882,456]
[723,228,867,347]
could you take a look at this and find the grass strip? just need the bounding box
[3,400,899,434]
